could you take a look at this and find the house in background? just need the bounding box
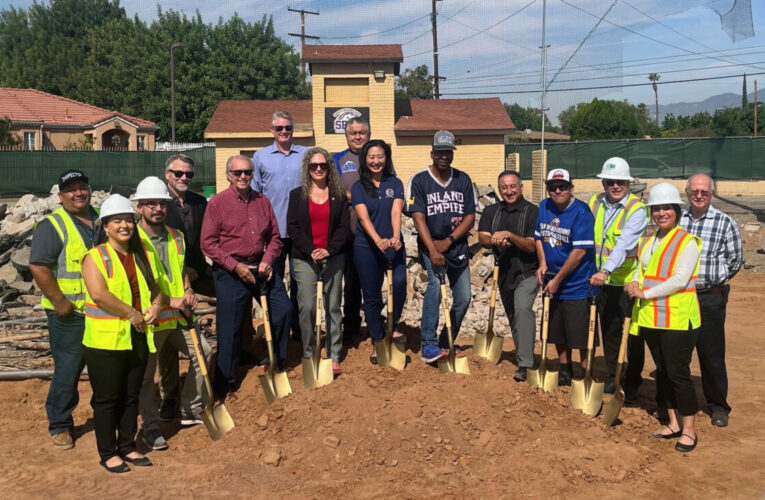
[0,88,157,151]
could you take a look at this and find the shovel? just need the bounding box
[603,318,631,427]
[374,256,407,370]
[436,268,470,375]
[527,293,558,392]
[182,311,234,440]
[571,300,604,416]
[473,249,504,364]
[257,276,293,403]
[302,260,334,388]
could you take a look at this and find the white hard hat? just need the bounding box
[98,194,136,223]
[133,176,172,201]
[645,182,685,207]
[597,157,633,181]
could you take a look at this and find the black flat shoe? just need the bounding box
[675,433,698,452]
[123,455,153,467]
[369,353,378,365]
[100,459,130,473]
[649,425,683,439]
[392,333,407,344]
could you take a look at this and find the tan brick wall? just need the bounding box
[506,153,520,172]
[531,149,547,204]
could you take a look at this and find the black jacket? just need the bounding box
[286,187,351,261]
[165,189,209,277]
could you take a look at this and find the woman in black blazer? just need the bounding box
[287,147,351,375]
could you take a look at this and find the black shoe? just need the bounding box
[649,425,683,439]
[675,434,698,452]
[513,367,527,382]
[558,363,573,386]
[369,353,378,365]
[123,454,153,467]
[159,398,177,421]
[711,411,729,427]
[100,459,130,474]
[604,377,616,394]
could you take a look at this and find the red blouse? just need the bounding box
[308,198,329,249]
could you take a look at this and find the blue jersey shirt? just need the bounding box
[351,176,404,251]
[406,166,477,268]
[535,197,597,300]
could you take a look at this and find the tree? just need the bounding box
[648,73,660,126]
[742,73,748,109]
[566,98,641,140]
[557,104,584,134]
[0,116,17,147]
[395,65,433,99]
[503,103,556,132]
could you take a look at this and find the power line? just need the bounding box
[401,0,477,47]
[322,13,430,40]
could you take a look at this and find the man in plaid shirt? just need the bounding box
[681,173,743,428]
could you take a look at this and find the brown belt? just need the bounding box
[235,255,259,263]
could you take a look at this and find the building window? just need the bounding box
[24,132,36,150]
[137,135,145,151]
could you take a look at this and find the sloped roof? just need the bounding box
[0,88,156,129]
[302,44,403,64]
[394,97,515,133]
[204,100,313,136]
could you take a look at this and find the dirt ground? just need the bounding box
[0,269,762,498]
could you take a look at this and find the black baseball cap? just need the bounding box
[58,169,89,190]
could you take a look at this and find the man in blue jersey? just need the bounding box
[407,130,477,363]
[535,168,597,386]
[332,117,369,345]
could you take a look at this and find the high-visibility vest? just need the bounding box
[630,226,701,333]
[138,225,188,331]
[83,243,156,353]
[588,192,646,285]
[39,207,98,313]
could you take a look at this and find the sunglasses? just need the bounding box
[688,189,711,197]
[272,125,293,132]
[309,162,328,171]
[605,180,627,187]
[229,169,254,177]
[169,169,194,179]
[547,183,571,192]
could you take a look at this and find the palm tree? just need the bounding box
[649,73,660,126]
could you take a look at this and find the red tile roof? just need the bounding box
[204,100,313,135]
[302,44,403,63]
[0,88,156,129]
[394,97,515,133]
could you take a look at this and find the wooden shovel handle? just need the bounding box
[260,295,273,343]
[587,303,597,351]
[541,295,550,342]
[617,318,631,364]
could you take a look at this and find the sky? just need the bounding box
[2,0,764,124]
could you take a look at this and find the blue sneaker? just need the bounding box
[421,345,446,363]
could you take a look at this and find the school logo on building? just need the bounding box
[324,107,370,134]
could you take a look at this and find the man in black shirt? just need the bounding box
[477,170,539,381]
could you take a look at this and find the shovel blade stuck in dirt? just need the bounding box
[258,289,292,403]
[436,273,470,375]
[603,319,631,427]
[473,264,504,364]
[527,295,558,392]
[375,264,407,370]
[303,272,334,388]
[571,302,604,416]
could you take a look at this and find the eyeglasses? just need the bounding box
[547,183,571,192]
[272,125,293,132]
[168,169,194,179]
[229,169,254,177]
[309,162,328,171]
[688,189,711,197]
[605,180,628,187]
[141,200,168,209]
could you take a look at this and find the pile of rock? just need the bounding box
[0,187,109,319]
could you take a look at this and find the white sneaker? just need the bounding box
[180,414,203,426]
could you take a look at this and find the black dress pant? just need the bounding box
[597,285,644,386]
[84,328,149,461]
[695,287,730,414]
[643,326,699,417]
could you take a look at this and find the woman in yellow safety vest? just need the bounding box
[625,183,701,453]
[81,194,164,473]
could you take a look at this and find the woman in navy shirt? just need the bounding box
[351,140,407,364]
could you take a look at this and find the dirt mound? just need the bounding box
[1,273,765,498]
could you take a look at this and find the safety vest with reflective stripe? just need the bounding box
[39,207,98,313]
[83,243,156,352]
[630,226,701,333]
[138,225,188,331]
[588,192,646,286]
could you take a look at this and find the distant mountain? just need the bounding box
[657,92,757,121]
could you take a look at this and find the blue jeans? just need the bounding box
[45,310,86,436]
[354,245,407,343]
[274,238,300,334]
[420,254,472,348]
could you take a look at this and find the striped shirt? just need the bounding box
[680,204,743,289]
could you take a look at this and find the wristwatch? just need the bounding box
[602,270,611,277]
[448,235,455,243]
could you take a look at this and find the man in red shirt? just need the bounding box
[200,155,291,400]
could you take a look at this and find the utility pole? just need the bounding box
[431,0,442,99]
[755,80,758,137]
[288,7,320,85]
[540,0,549,152]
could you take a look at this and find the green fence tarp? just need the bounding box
[0,147,216,194]
[507,137,765,181]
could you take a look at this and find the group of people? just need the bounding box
[30,110,741,471]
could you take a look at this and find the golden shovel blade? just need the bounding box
[302,357,334,389]
[201,402,235,441]
[571,379,605,416]
[374,338,407,370]
[258,369,292,404]
[473,331,503,364]
[527,362,559,393]
[438,352,470,375]
[602,390,625,427]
